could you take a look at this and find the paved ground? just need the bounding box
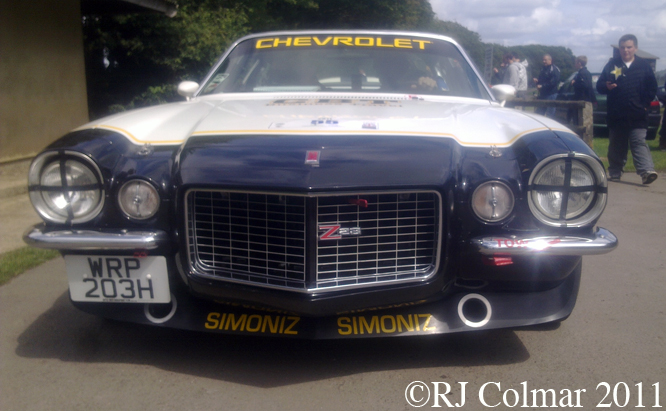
[0,159,41,254]
[0,162,664,410]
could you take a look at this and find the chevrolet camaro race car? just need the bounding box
[24,31,618,339]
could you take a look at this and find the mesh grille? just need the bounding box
[187,190,440,292]
[188,191,307,289]
[316,192,438,288]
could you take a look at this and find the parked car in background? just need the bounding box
[657,84,666,105]
[557,72,661,139]
[24,31,617,339]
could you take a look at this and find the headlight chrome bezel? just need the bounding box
[528,153,607,228]
[471,180,515,223]
[117,179,161,220]
[28,151,105,224]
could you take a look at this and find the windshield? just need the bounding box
[201,34,490,99]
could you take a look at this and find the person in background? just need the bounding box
[572,56,597,104]
[533,54,560,116]
[491,54,511,86]
[502,52,528,98]
[658,77,666,151]
[569,55,597,124]
[596,34,658,184]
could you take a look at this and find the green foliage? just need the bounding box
[0,247,60,286]
[83,0,576,117]
[84,0,436,118]
[427,20,485,69]
[84,1,251,118]
[295,0,434,29]
[108,84,176,114]
[593,127,666,172]
[229,0,319,31]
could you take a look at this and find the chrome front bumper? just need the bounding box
[24,223,618,257]
[471,227,617,256]
[23,224,168,250]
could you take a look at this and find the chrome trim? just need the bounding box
[471,180,514,223]
[23,224,168,250]
[185,189,443,294]
[315,191,441,290]
[117,179,161,220]
[471,227,617,256]
[185,189,308,290]
[527,153,608,228]
[28,150,106,224]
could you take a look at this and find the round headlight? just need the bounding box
[471,181,514,222]
[118,179,160,220]
[29,152,104,224]
[528,154,607,227]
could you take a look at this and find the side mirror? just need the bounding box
[491,85,516,107]
[177,81,200,100]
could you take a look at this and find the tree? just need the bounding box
[84,0,435,118]
[83,1,574,118]
[84,1,253,118]
[427,20,485,69]
[295,0,434,29]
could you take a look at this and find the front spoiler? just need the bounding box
[72,262,581,339]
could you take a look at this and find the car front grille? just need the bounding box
[186,190,441,293]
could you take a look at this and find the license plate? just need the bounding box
[65,255,170,303]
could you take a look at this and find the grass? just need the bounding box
[0,247,60,286]
[593,134,666,172]
[592,107,666,171]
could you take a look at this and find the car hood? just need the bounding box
[78,93,574,148]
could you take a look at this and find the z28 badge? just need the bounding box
[319,225,362,240]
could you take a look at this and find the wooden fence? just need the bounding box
[505,99,594,147]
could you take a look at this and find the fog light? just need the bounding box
[118,180,160,220]
[472,181,514,222]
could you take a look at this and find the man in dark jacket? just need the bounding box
[596,34,658,184]
[572,56,597,104]
[533,54,560,117]
[491,54,511,86]
[569,55,597,124]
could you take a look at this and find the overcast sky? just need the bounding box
[429,0,666,74]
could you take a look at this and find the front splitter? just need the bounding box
[72,262,581,339]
